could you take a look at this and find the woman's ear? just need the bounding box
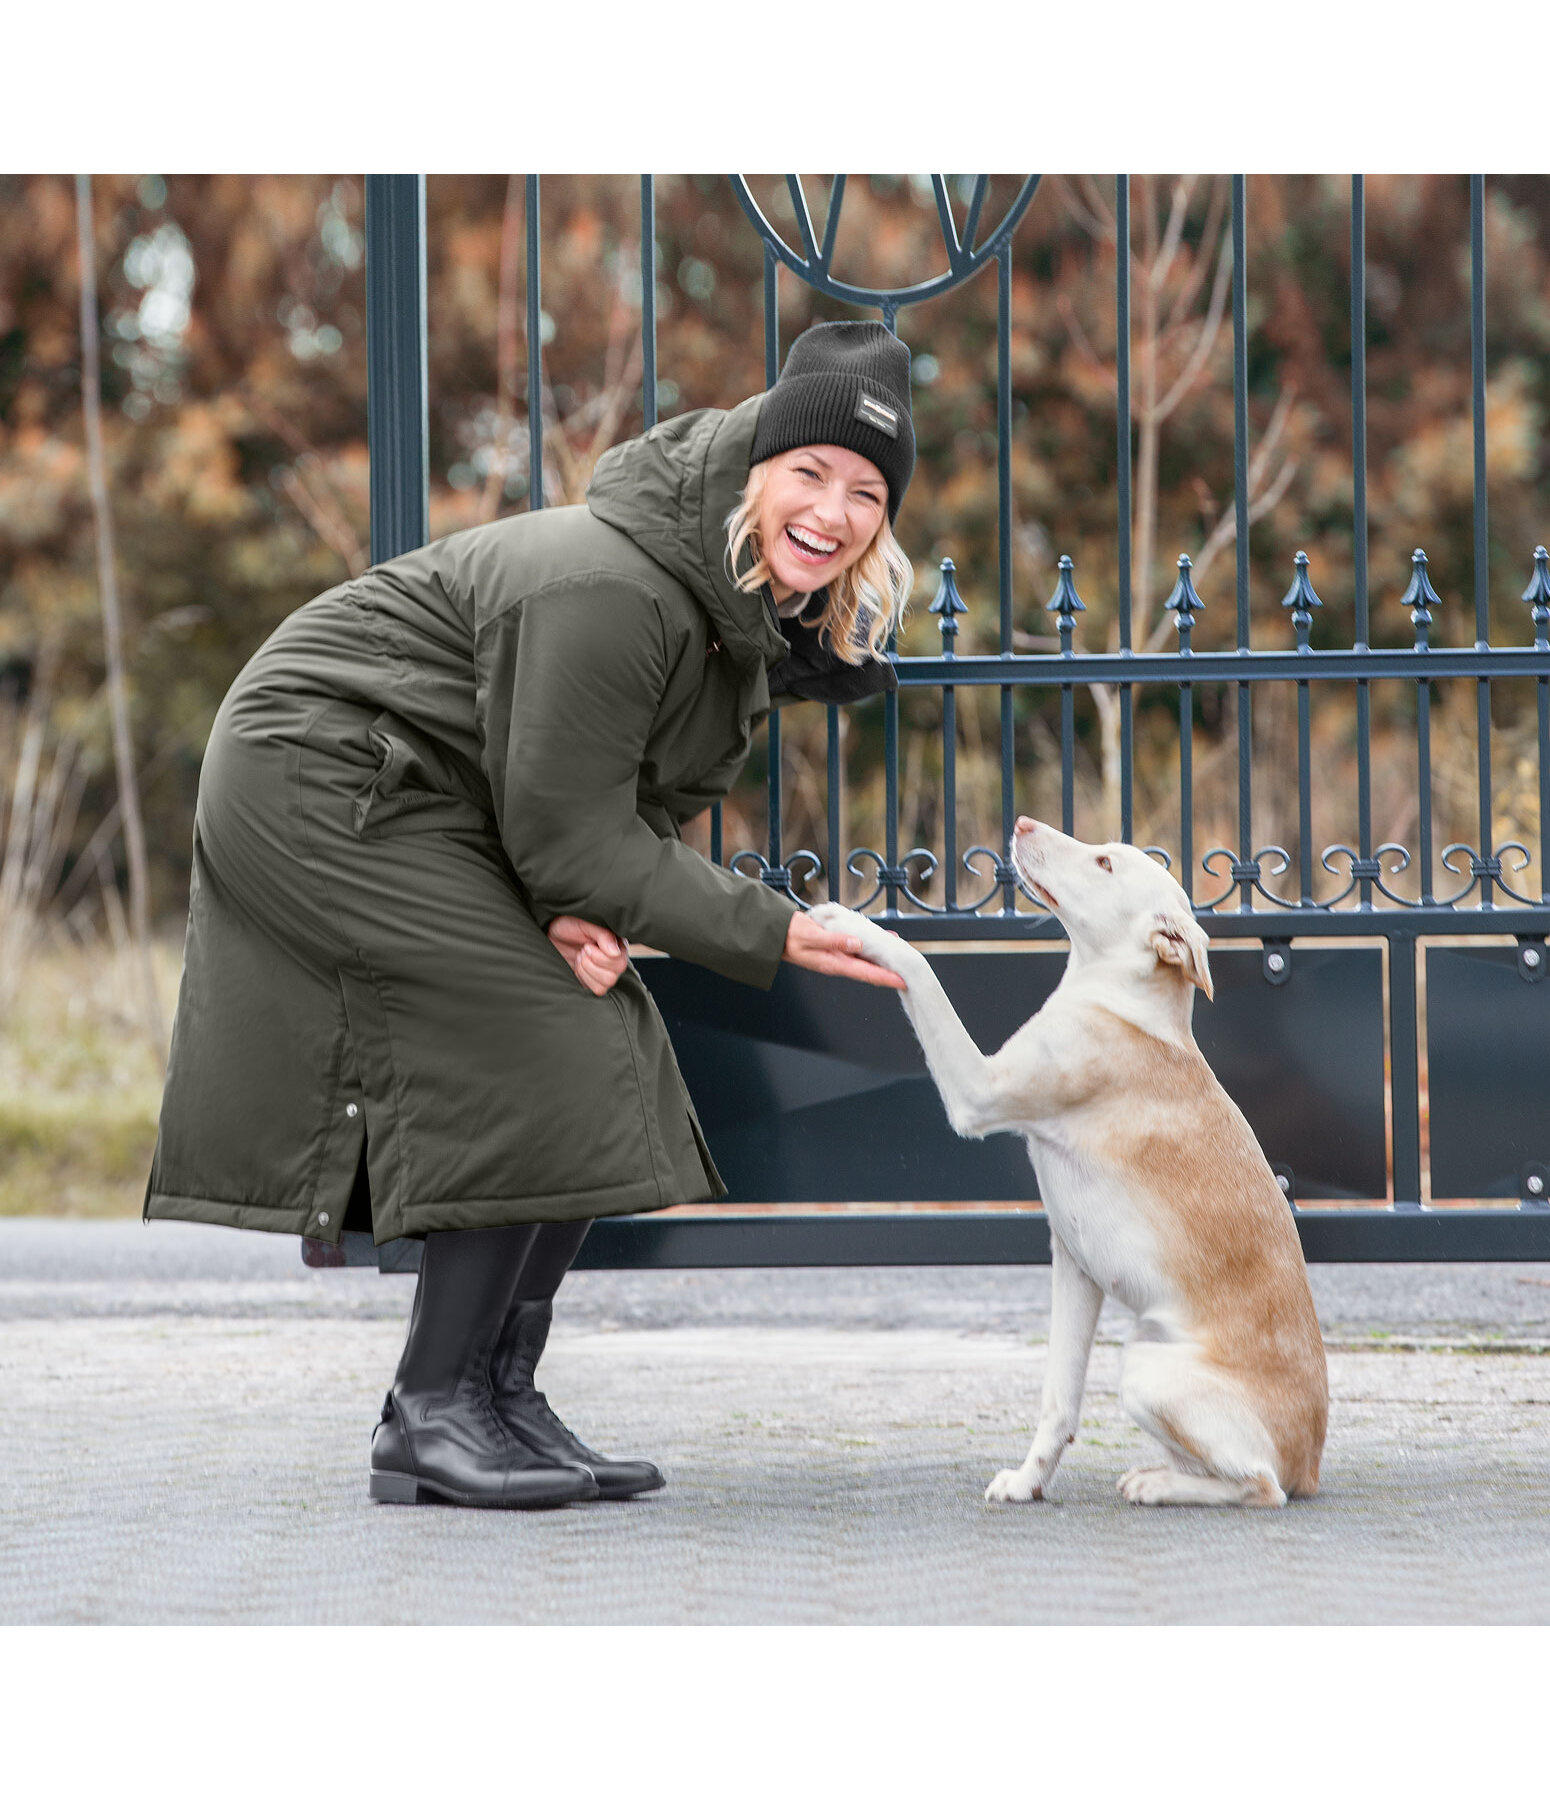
[1149,912,1214,1000]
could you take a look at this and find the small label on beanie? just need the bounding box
[855,392,899,439]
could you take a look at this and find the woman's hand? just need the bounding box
[782,911,907,988]
[546,916,631,996]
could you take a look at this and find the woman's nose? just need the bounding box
[813,484,844,525]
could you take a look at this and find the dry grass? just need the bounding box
[0,938,179,1218]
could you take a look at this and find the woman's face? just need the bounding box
[755,445,888,602]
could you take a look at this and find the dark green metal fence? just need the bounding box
[329,173,1550,1271]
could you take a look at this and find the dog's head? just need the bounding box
[1011,817,1213,1002]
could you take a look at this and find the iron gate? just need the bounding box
[320,173,1550,1272]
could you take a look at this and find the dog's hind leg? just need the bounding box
[986,1234,1104,1503]
[1116,1340,1286,1508]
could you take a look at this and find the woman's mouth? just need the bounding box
[784,524,841,565]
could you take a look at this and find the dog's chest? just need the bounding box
[1026,1126,1161,1315]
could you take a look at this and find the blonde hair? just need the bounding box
[724,462,913,665]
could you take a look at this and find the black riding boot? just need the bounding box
[369,1225,600,1509]
[489,1223,666,1500]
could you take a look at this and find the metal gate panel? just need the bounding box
[1426,946,1550,1202]
[1195,946,1388,1201]
[638,942,1388,1206]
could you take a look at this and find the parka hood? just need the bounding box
[586,395,787,675]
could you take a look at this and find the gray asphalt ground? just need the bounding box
[4,1219,1550,1624]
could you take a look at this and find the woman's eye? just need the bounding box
[1097,855,1112,872]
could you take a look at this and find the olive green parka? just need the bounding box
[143,394,894,1242]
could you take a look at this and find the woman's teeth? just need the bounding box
[786,526,838,561]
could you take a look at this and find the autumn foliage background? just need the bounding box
[2,172,1548,1213]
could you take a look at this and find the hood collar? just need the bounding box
[586,395,788,675]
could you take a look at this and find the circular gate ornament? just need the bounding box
[730,175,1041,321]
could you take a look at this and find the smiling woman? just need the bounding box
[725,319,916,670]
[142,313,918,1513]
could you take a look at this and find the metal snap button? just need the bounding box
[346,1103,359,1118]
[318,1212,330,1227]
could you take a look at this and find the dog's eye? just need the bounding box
[1097,855,1113,872]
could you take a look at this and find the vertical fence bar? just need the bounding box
[1352,174,1374,908]
[1471,173,1494,905]
[1389,929,1423,1208]
[998,242,1015,908]
[526,175,543,513]
[1179,679,1194,902]
[1232,175,1253,910]
[1540,666,1549,901]
[763,246,782,884]
[827,707,842,902]
[1297,666,1313,902]
[1116,173,1134,843]
[640,175,657,430]
[1417,669,1435,904]
[365,174,429,564]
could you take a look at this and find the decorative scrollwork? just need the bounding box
[730,175,1041,318]
[842,846,943,914]
[1438,842,1494,908]
[729,848,823,905]
[1197,845,1294,912]
[1142,846,1174,871]
[1320,843,1418,909]
[960,845,1021,914]
[1484,841,1536,906]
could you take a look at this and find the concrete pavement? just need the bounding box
[3,1220,1549,1624]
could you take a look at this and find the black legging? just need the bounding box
[509,1220,590,1300]
[350,1139,589,1300]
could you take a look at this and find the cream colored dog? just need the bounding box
[809,816,1328,1508]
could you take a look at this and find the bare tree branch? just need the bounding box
[1149,175,1199,294]
[1153,227,1233,423]
[242,389,368,572]
[1163,176,1227,333]
[273,468,368,574]
[1055,293,1119,392]
[1077,173,1117,239]
[1051,174,1115,244]
[76,173,161,1048]
[479,172,525,524]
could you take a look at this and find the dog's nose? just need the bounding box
[1014,816,1038,837]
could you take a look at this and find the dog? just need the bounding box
[809,816,1328,1508]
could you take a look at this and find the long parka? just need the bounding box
[143,394,895,1244]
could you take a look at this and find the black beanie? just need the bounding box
[750,319,915,524]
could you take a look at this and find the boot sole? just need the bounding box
[593,1469,668,1500]
[369,1468,596,1510]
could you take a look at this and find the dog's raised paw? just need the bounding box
[985,1469,1042,1504]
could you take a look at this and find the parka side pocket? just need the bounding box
[353,711,491,838]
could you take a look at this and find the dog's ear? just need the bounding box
[1149,912,1214,1000]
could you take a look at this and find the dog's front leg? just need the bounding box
[986,1233,1103,1503]
[807,904,1038,1139]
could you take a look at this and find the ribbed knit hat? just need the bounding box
[750,320,915,523]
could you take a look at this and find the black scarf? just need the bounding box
[763,588,899,706]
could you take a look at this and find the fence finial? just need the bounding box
[930,557,967,656]
[1045,554,1085,656]
[1165,553,1205,650]
[1281,550,1322,651]
[1522,545,1550,647]
[1402,547,1442,646]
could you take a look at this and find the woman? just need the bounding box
[145,319,915,1509]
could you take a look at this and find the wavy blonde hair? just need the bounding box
[724,462,913,665]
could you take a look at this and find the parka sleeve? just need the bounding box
[476,574,795,989]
